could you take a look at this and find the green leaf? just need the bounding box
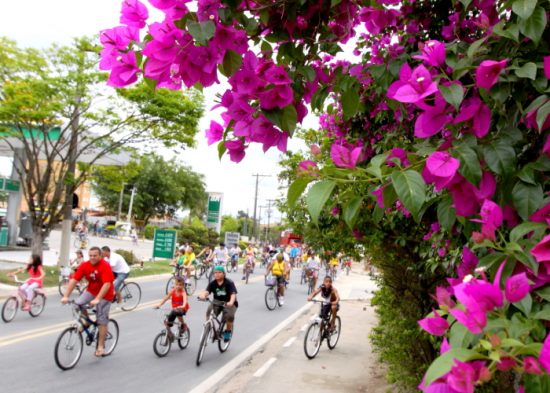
[439,84,464,110]
[493,22,520,42]
[536,286,550,302]
[217,140,226,160]
[514,293,533,316]
[524,94,548,114]
[341,88,360,120]
[306,180,336,224]
[365,154,388,179]
[219,50,242,78]
[536,100,550,131]
[467,37,486,59]
[449,322,474,348]
[382,184,398,208]
[514,62,537,80]
[478,252,506,270]
[519,6,547,45]
[287,178,311,209]
[459,0,472,8]
[423,349,485,388]
[454,145,481,185]
[517,164,537,185]
[512,0,538,19]
[483,142,516,175]
[511,222,547,242]
[343,197,363,228]
[437,197,456,232]
[391,170,426,220]
[501,338,525,348]
[533,306,550,321]
[187,21,216,45]
[280,105,298,135]
[512,182,543,220]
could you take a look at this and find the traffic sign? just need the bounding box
[152,228,177,259]
[0,177,20,193]
[225,232,240,247]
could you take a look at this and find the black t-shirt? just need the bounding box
[320,284,334,300]
[206,278,239,307]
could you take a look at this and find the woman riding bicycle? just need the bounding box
[8,254,45,311]
[266,253,289,305]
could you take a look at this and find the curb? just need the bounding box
[189,301,314,393]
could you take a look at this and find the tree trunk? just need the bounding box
[30,222,44,257]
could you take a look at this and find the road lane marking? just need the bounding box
[283,337,296,348]
[300,324,308,332]
[253,357,277,378]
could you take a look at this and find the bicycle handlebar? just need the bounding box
[197,297,226,307]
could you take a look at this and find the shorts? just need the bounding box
[321,303,340,318]
[207,303,237,323]
[274,275,285,286]
[113,272,129,291]
[75,291,111,325]
[167,309,186,325]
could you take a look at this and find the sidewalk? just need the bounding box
[207,268,390,393]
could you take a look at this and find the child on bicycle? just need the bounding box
[8,254,45,311]
[308,276,341,331]
[154,276,189,341]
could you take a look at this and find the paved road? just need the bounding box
[1,268,313,393]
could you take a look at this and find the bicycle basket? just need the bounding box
[264,274,276,287]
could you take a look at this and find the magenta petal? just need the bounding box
[418,311,449,336]
[426,151,460,177]
[532,235,550,263]
[414,110,451,138]
[505,272,530,303]
[393,84,422,103]
[449,308,486,334]
[540,333,550,373]
[472,102,491,137]
[545,56,550,80]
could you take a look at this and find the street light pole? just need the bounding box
[251,174,270,242]
[127,186,137,221]
[117,182,126,221]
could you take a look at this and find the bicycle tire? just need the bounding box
[308,279,314,295]
[58,279,68,296]
[218,320,231,353]
[225,260,232,272]
[165,276,175,295]
[1,296,18,323]
[327,316,342,349]
[196,323,211,366]
[103,319,119,356]
[120,282,141,311]
[54,327,83,370]
[29,294,46,317]
[303,322,322,359]
[245,270,250,284]
[265,287,277,311]
[153,331,171,357]
[177,325,190,350]
[185,276,197,296]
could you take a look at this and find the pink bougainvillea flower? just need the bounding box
[423,151,460,191]
[107,51,141,88]
[386,148,410,167]
[540,333,550,373]
[330,144,362,169]
[447,360,490,393]
[455,279,503,314]
[449,307,487,334]
[496,357,516,372]
[414,93,453,138]
[503,205,520,228]
[457,247,478,280]
[205,121,223,145]
[471,199,503,241]
[387,64,438,104]
[524,357,543,375]
[531,202,550,226]
[259,85,294,110]
[358,7,400,35]
[297,160,319,177]
[120,0,149,28]
[532,235,550,263]
[453,96,491,138]
[225,139,246,163]
[544,56,550,79]
[418,309,449,336]
[440,338,451,354]
[262,64,292,85]
[472,172,497,202]
[371,186,385,209]
[413,40,446,68]
[449,176,479,217]
[149,0,177,10]
[543,134,550,157]
[435,286,455,308]
[505,272,530,303]
[475,59,507,90]
[100,26,140,50]
[310,144,322,157]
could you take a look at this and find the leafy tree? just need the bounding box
[92,153,207,226]
[0,37,203,256]
[220,215,240,239]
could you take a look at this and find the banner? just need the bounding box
[206,192,223,233]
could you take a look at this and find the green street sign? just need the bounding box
[0,179,4,190]
[207,195,221,224]
[152,229,177,259]
[0,177,20,193]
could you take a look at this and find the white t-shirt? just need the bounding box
[214,247,228,262]
[107,252,130,274]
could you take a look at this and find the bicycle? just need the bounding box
[243,259,254,284]
[195,259,212,281]
[307,270,318,295]
[58,267,87,297]
[195,298,232,366]
[1,275,46,323]
[300,267,307,285]
[303,299,342,359]
[264,274,282,311]
[73,234,88,249]
[117,279,142,311]
[165,266,197,296]
[344,263,351,276]
[152,307,190,357]
[54,301,119,370]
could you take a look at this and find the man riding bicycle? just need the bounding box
[61,246,114,357]
[266,253,289,305]
[229,244,241,271]
[305,250,321,289]
[209,243,229,267]
[101,246,130,304]
[198,266,238,342]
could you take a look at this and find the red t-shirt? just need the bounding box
[170,288,189,311]
[74,260,115,302]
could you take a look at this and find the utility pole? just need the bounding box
[127,186,137,222]
[117,182,126,221]
[265,199,277,243]
[251,174,270,242]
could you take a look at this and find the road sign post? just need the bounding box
[152,229,177,260]
[206,193,223,233]
[224,232,240,247]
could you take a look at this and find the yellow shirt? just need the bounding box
[330,258,339,266]
[271,260,286,276]
[183,252,196,266]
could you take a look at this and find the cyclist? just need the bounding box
[211,242,229,266]
[229,243,241,272]
[198,265,238,342]
[182,246,196,280]
[61,246,114,357]
[101,246,130,304]
[306,250,321,289]
[154,276,189,341]
[266,253,289,305]
[329,255,339,278]
[8,254,45,311]
[308,275,341,331]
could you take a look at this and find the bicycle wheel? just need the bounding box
[153,331,171,357]
[225,260,232,272]
[265,287,277,311]
[103,319,119,356]
[308,279,314,295]
[245,269,250,284]
[165,276,175,295]
[1,296,18,323]
[120,282,141,311]
[218,320,232,353]
[177,324,190,349]
[29,294,46,317]
[196,323,211,366]
[58,278,68,296]
[304,322,322,359]
[185,276,197,296]
[54,327,83,370]
[327,316,342,349]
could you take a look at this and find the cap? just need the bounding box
[213,265,225,273]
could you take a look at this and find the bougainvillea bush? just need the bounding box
[102,0,550,391]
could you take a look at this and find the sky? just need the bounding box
[0,0,315,223]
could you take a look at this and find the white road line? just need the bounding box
[253,357,277,378]
[283,336,296,348]
[300,323,309,332]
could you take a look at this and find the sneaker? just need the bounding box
[242,276,246,280]
[279,296,284,305]
[223,330,232,342]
